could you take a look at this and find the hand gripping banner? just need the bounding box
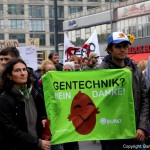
[42,69,136,145]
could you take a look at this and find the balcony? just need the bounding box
[25,0,45,4]
[66,0,147,20]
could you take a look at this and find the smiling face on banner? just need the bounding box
[68,91,100,135]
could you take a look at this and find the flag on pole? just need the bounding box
[63,30,101,63]
[63,33,80,64]
[82,29,101,63]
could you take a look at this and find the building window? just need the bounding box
[29,20,45,31]
[69,0,82,1]
[50,0,63,1]
[50,33,64,46]
[68,6,83,14]
[30,34,45,46]
[8,4,24,15]
[88,0,100,1]
[49,20,64,32]
[87,6,97,10]
[0,20,4,29]
[37,51,46,64]
[50,34,54,46]
[9,20,24,29]
[49,6,64,18]
[147,23,150,36]
[0,5,3,14]
[9,34,25,43]
[29,5,45,18]
[137,24,143,37]
[0,34,4,40]
[85,28,91,39]
[148,15,150,22]
[105,0,118,2]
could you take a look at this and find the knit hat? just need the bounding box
[107,32,131,45]
[63,61,75,71]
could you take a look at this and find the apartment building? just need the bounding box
[0,0,114,63]
[63,0,150,63]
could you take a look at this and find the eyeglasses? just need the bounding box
[114,44,129,49]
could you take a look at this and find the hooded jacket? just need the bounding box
[95,55,149,133]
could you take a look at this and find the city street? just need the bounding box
[79,141,102,150]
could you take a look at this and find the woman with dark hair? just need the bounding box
[0,58,50,150]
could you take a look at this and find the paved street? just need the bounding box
[79,141,102,150]
[59,141,102,150]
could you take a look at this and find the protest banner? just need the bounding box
[42,69,136,145]
[17,45,38,70]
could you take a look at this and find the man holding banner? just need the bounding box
[95,31,149,149]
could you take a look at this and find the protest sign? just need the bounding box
[27,38,39,48]
[42,69,136,145]
[17,45,37,70]
[0,40,18,50]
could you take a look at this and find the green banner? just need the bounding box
[42,69,136,145]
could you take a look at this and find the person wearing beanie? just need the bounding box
[63,61,75,71]
[95,31,149,150]
[62,61,79,150]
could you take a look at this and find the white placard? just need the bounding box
[17,45,38,70]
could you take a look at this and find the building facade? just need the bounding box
[0,0,113,64]
[63,0,150,63]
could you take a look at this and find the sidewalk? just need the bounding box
[79,141,102,150]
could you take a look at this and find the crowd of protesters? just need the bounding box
[0,31,149,150]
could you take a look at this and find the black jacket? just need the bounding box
[95,55,149,133]
[0,87,44,150]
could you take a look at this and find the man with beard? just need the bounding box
[48,52,63,71]
[82,52,99,70]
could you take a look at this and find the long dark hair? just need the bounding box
[1,58,32,91]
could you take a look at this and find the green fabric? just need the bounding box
[42,69,136,145]
[20,85,30,98]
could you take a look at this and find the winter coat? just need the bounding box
[95,55,149,133]
[0,86,44,150]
